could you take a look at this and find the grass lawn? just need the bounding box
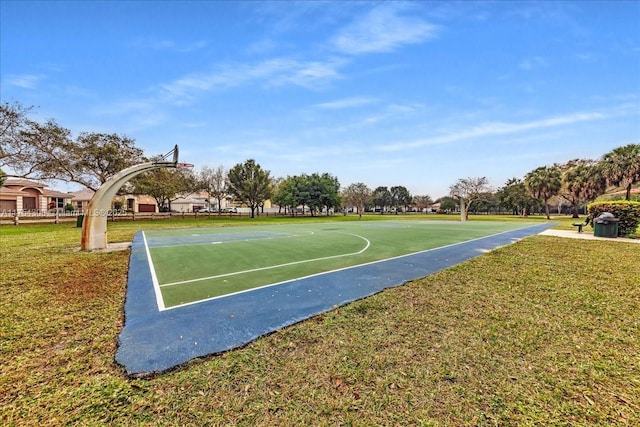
[1,214,639,426]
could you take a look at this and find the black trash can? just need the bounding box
[76,214,84,228]
[593,212,619,238]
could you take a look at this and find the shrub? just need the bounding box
[587,200,640,237]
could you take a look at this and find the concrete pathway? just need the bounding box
[539,228,640,244]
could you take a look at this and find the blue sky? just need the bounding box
[1,1,639,198]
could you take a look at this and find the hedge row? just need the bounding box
[587,200,640,237]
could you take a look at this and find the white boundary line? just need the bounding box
[148,229,314,249]
[142,231,165,311]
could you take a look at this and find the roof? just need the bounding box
[0,187,28,197]
[3,178,47,189]
[68,189,95,201]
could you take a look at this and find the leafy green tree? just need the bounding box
[227,159,272,218]
[342,182,371,219]
[1,102,145,191]
[0,168,6,187]
[497,177,537,216]
[471,192,499,214]
[73,132,145,191]
[524,165,562,219]
[372,186,391,214]
[131,165,198,211]
[307,173,341,216]
[273,175,301,215]
[438,196,457,213]
[561,159,606,217]
[600,143,640,201]
[390,185,412,213]
[272,173,340,216]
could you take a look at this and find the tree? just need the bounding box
[600,143,640,201]
[227,159,272,218]
[372,186,391,214]
[390,186,412,213]
[497,177,537,216]
[199,165,227,214]
[273,175,301,216]
[130,165,198,211]
[449,176,491,220]
[412,195,434,213]
[342,182,371,219]
[0,102,37,170]
[561,159,606,217]
[524,165,562,219]
[307,173,341,216]
[1,102,145,191]
[0,169,6,187]
[437,196,457,213]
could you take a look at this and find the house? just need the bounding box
[68,189,95,212]
[0,178,72,213]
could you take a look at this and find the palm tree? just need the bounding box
[524,165,562,219]
[600,143,640,200]
[562,159,606,217]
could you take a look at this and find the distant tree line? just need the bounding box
[2,102,638,220]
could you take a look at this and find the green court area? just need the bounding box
[144,220,534,309]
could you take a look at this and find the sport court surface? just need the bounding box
[116,220,553,375]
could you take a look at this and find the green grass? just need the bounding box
[1,214,639,426]
[148,220,534,307]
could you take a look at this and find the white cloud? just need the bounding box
[332,4,439,55]
[377,111,606,152]
[131,37,207,53]
[156,57,344,104]
[7,74,43,89]
[314,96,377,109]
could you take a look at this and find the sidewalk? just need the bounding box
[539,229,640,244]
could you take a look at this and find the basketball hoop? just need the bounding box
[177,162,194,168]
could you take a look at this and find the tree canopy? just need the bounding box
[227,159,272,218]
[497,177,538,216]
[130,166,198,211]
[342,182,371,219]
[1,102,144,192]
[199,165,228,213]
[390,186,412,213]
[372,186,392,214]
[561,159,606,217]
[524,165,562,219]
[449,176,491,220]
[273,173,341,216]
[600,143,640,201]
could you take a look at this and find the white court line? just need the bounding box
[148,229,314,249]
[142,231,165,311]
[159,232,370,288]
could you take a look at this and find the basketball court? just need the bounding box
[115,220,553,375]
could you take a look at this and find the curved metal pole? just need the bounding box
[81,161,176,250]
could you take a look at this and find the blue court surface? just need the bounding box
[115,221,553,375]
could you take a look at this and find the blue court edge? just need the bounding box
[115,222,554,376]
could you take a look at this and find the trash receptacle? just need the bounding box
[76,214,84,228]
[593,212,619,238]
